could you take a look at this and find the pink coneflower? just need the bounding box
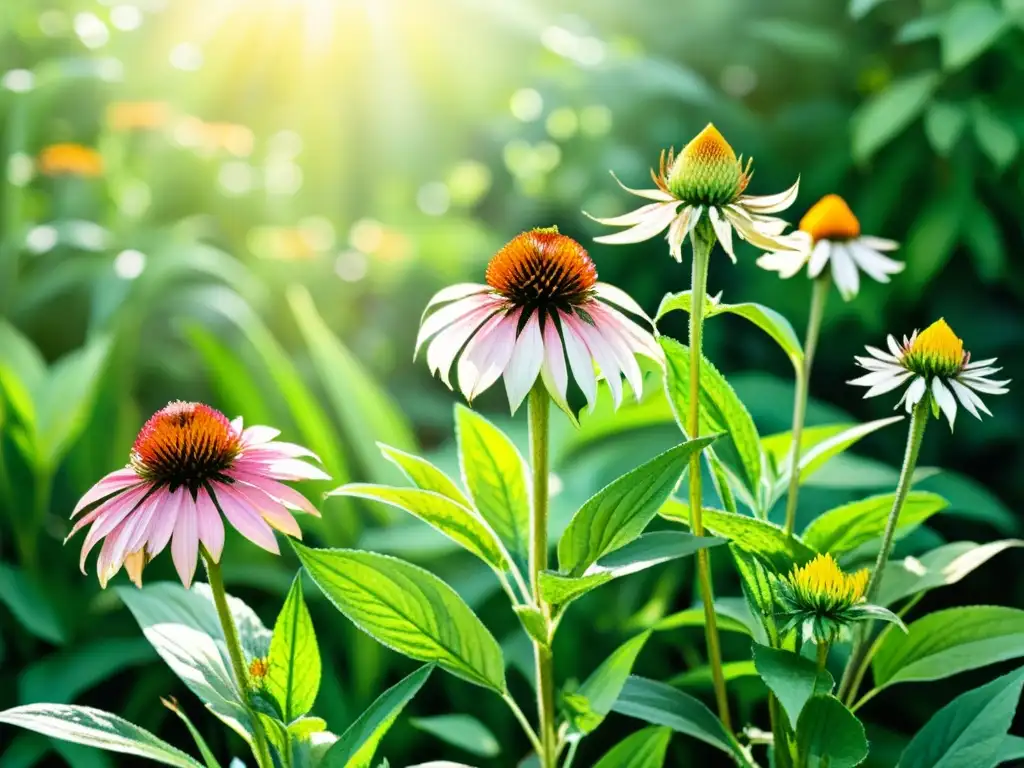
[416,227,661,415]
[68,402,328,589]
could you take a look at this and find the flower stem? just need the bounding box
[783,275,829,535]
[528,384,557,768]
[203,553,274,768]
[816,641,830,677]
[688,224,732,732]
[837,397,929,701]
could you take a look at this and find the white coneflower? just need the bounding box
[587,123,801,262]
[849,318,1009,429]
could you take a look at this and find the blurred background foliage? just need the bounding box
[0,0,1023,765]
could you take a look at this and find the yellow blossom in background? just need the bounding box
[37,143,104,177]
[106,101,173,132]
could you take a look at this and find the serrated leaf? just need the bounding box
[796,695,868,768]
[660,500,816,571]
[801,491,948,554]
[378,445,470,507]
[266,574,320,723]
[661,338,761,508]
[752,644,834,728]
[569,632,652,736]
[327,484,507,570]
[942,2,1008,70]
[730,546,774,644]
[321,665,433,768]
[294,544,506,692]
[558,437,717,577]
[873,606,1024,691]
[593,726,672,768]
[925,102,968,156]
[0,705,203,768]
[852,71,940,161]
[455,405,531,565]
[410,715,499,758]
[897,665,1024,768]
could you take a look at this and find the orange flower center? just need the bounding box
[799,194,861,242]
[37,143,104,178]
[131,401,241,491]
[485,228,597,308]
[249,657,270,680]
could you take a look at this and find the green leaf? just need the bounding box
[378,444,470,507]
[294,544,506,692]
[801,491,948,555]
[877,540,1024,607]
[0,705,203,768]
[963,200,1007,283]
[897,665,1024,768]
[540,532,722,608]
[0,563,66,644]
[941,1,1008,70]
[904,190,968,291]
[184,324,275,426]
[320,665,433,768]
[971,102,1019,170]
[796,695,868,768]
[656,292,802,366]
[327,484,507,571]
[852,71,940,161]
[568,632,652,736]
[671,661,759,689]
[660,500,816,571]
[513,606,550,647]
[410,715,499,758]
[455,405,531,564]
[729,545,776,643]
[752,644,834,728]
[850,0,892,20]
[652,605,755,637]
[161,698,223,768]
[558,437,717,576]
[661,338,761,508]
[996,735,1024,765]
[873,606,1024,691]
[593,727,673,768]
[266,574,321,723]
[289,286,417,485]
[612,676,742,760]
[925,102,969,156]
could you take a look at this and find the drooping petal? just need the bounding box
[722,207,796,251]
[145,487,184,559]
[931,378,958,429]
[71,468,143,518]
[859,235,899,251]
[948,379,986,419]
[171,500,199,589]
[415,292,497,357]
[240,441,322,463]
[666,207,693,262]
[419,283,491,321]
[590,312,644,400]
[76,485,150,571]
[241,425,281,446]
[864,345,901,364]
[708,207,735,263]
[958,376,1010,395]
[560,311,598,411]
[227,481,302,538]
[898,376,928,411]
[863,371,915,397]
[807,240,832,278]
[847,242,904,283]
[964,357,998,370]
[737,177,800,214]
[425,304,496,387]
[228,471,321,517]
[830,244,860,301]
[504,311,545,414]
[584,201,672,227]
[457,309,519,402]
[195,486,225,561]
[592,303,661,362]
[540,316,571,415]
[215,485,280,555]
[123,550,147,588]
[593,283,650,320]
[260,458,332,482]
[593,202,680,245]
[564,312,623,408]
[757,248,807,279]
[609,170,674,202]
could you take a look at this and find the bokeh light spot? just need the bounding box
[510,88,543,122]
[114,249,146,279]
[417,182,450,216]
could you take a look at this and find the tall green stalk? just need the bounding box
[688,224,732,731]
[783,275,830,535]
[528,384,557,767]
[203,553,274,768]
[837,396,929,701]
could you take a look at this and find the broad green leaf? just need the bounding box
[593,727,672,768]
[921,471,1017,534]
[904,189,969,290]
[567,632,652,736]
[873,606,1024,690]
[161,698,223,768]
[897,665,1024,768]
[972,102,1019,170]
[320,665,433,768]
[455,405,530,564]
[996,735,1024,765]
[0,563,66,644]
[0,320,45,429]
[410,715,499,758]
[963,200,1007,282]
[0,705,203,768]
[729,545,775,644]
[662,338,761,507]
[328,485,507,570]
[671,661,759,689]
[796,695,868,768]
[852,71,940,161]
[266,574,321,723]
[660,500,816,571]
[540,532,722,608]
[378,444,470,507]
[925,102,969,157]
[877,540,1024,607]
[294,544,506,691]
[612,676,742,760]
[184,324,275,426]
[558,437,717,576]
[289,286,416,486]
[752,644,834,728]
[941,1,1008,70]
[850,0,892,20]
[801,492,948,555]
[657,291,802,366]
[651,606,754,637]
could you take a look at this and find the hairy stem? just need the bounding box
[783,275,829,535]
[688,224,732,731]
[528,384,557,767]
[203,553,274,768]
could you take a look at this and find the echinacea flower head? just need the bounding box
[37,143,104,177]
[416,227,661,416]
[774,553,900,644]
[849,318,1010,429]
[588,123,801,262]
[757,193,903,300]
[68,402,328,589]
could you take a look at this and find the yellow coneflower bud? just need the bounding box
[799,194,861,243]
[37,143,104,177]
[787,553,868,610]
[666,123,752,207]
[904,318,966,378]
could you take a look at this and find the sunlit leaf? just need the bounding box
[593,727,672,768]
[266,574,320,723]
[852,71,940,161]
[941,1,1008,70]
[566,632,651,737]
[796,695,868,768]
[378,444,470,507]
[752,644,834,728]
[801,492,948,555]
